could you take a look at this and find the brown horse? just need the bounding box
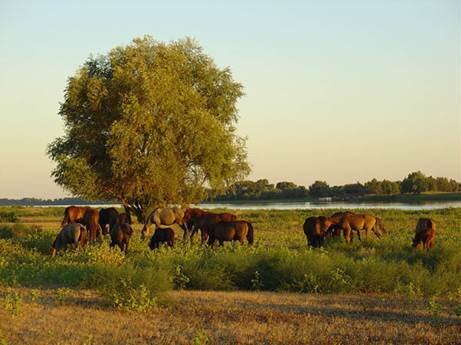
[62,206,101,242]
[148,228,175,250]
[183,207,208,238]
[326,211,354,238]
[190,212,238,243]
[303,216,333,248]
[412,218,436,249]
[329,213,385,243]
[207,220,253,246]
[110,223,133,253]
[50,223,89,257]
[61,206,91,225]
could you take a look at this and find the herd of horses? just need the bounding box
[50,205,436,256]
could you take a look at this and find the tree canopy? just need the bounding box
[48,36,249,221]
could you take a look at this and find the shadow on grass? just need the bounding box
[253,301,460,326]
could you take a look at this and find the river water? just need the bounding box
[198,200,461,210]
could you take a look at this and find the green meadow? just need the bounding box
[0,207,460,344]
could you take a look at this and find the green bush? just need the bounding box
[86,264,172,311]
[0,211,18,223]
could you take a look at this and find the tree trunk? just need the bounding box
[124,203,146,224]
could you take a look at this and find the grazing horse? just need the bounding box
[82,208,101,242]
[99,207,119,235]
[303,216,333,248]
[62,206,101,242]
[50,223,88,257]
[190,212,238,243]
[148,228,175,250]
[141,207,185,239]
[183,208,208,238]
[329,213,385,243]
[326,211,354,238]
[207,221,253,246]
[110,223,133,253]
[412,218,436,249]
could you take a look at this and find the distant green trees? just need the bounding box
[214,179,308,201]
[308,181,331,198]
[210,171,460,201]
[401,171,459,194]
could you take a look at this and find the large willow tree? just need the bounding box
[48,36,249,221]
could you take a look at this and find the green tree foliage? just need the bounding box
[48,36,249,221]
[308,181,331,198]
[401,171,430,194]
[365,179,400,195]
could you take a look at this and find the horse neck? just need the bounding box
[144,207,162,226]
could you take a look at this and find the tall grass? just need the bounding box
[0,208,459,300]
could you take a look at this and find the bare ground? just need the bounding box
[0,288,460,345]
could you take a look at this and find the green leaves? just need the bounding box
[48,36,249,211]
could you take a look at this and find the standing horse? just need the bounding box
[61,206,91,226]
[189,212,238,243]
[141,207,185,239]
[110,223,133,253]
[412,218,436,249]
[329,213,385,243]
[99,207,119,235]
[61,206,101,242]
[148,228,175,250]
[303,216,332,248]
[207,221,254,246]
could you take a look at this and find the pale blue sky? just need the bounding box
[0,0,460,198]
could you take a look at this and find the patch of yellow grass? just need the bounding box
[0,288,459,345]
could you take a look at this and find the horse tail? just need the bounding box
[246,221,254,244]
[374,217,385,235]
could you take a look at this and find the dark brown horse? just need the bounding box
[412,218,436,249]
[99,207,119,235]
[148,228,175,250]
[118,212,132,225]
[110,223,133,253]
[207,221,253,246]
[189,212,238,243]
[303,216,332,248]
[183,207,208,238]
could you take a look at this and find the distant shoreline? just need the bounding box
[0,192,460,207]
[206,192,461,205]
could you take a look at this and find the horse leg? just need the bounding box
[343,226,352,243]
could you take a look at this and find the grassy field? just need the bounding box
[0,206,460,344]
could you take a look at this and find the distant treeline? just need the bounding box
[208,171,461,201]
[1,171,459,205]
[0,198,114,206]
